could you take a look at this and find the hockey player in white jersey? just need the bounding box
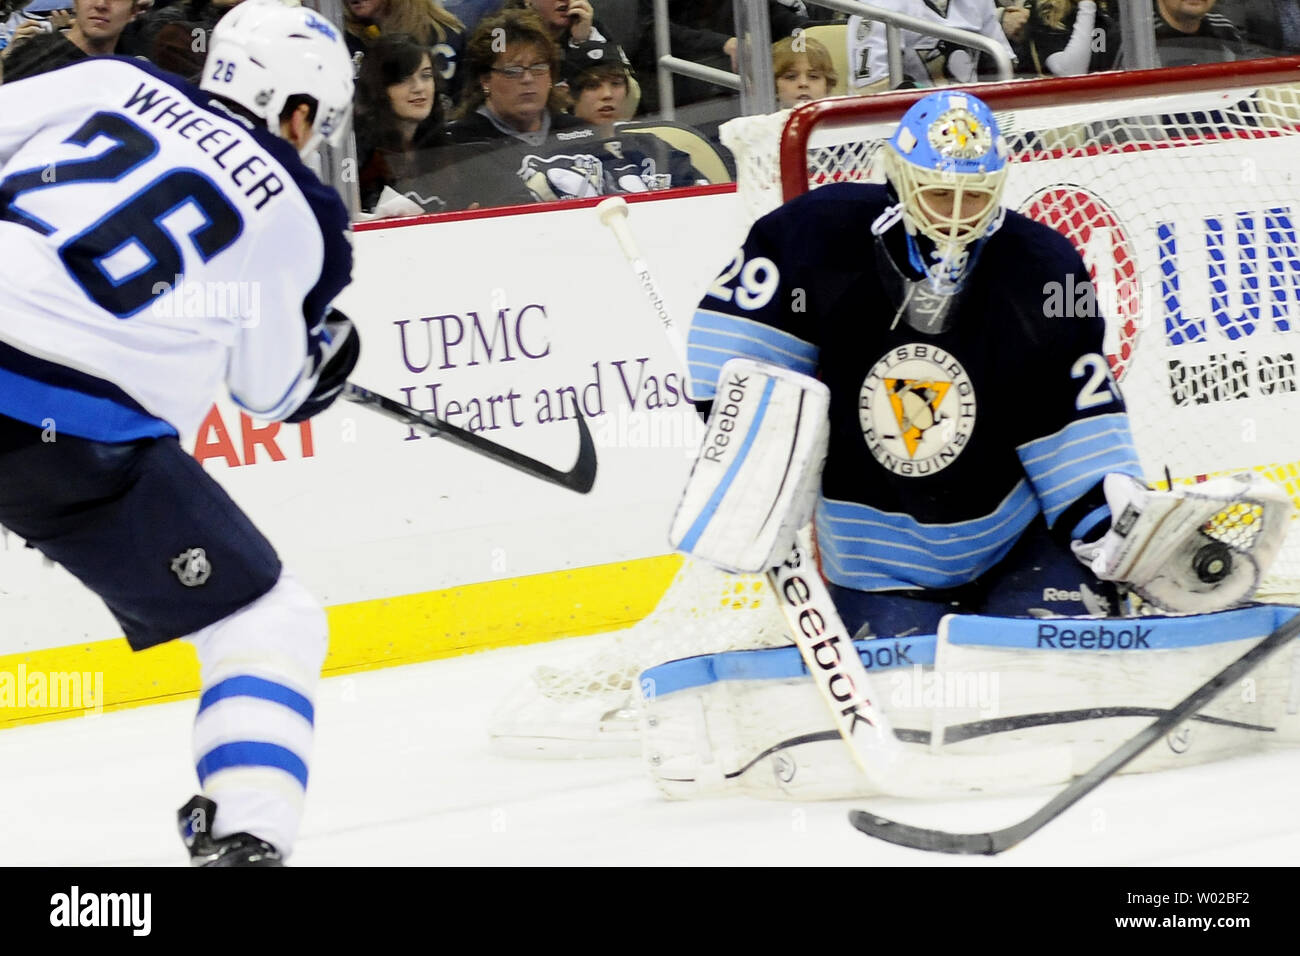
[0,0,357,865]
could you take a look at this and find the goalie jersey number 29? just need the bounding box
[685,183,1144,594]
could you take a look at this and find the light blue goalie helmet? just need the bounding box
[880,90,1010,289]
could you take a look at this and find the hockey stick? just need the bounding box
[596,198,689,372]
[597,197,1072,796]
[343,383,597,494]
[850,607,1300,853]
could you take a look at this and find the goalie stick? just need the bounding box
[596,197,1073,797]
[343,383,597,494]
[849,606,1300,853]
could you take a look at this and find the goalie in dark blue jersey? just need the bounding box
[674,90,1292,638]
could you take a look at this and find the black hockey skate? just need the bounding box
[177,795,284,867]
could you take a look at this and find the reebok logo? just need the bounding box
[1042,587,1083,601]
[1036,622,1152,649]
[778,569,879,735]
[702,373,749,464]
[856,640,913,669]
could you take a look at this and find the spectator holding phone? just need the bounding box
[510,0,631,87]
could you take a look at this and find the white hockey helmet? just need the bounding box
[200,0,354,157]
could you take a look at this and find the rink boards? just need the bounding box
[0,187,749,727]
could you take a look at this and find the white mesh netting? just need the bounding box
[488,559,791,756]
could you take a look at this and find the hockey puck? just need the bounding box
[1192,541,1233,583]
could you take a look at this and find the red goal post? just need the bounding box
[723,58,1300,596]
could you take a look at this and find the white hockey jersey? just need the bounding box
[0,57,352,442]
[847,2,1016,88]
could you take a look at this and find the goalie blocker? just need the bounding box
[670,358,829,573]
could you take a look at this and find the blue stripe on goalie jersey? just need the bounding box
[686,309,818,399]
[815,483,1039,590]
[1017,413,1143,527]
[677,376,777,552]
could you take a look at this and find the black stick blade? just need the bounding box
[343,383,598,494]
[848,810,1000,855]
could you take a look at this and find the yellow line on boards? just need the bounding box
[0,554,684,730]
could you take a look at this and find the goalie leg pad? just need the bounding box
[670,358,830,573]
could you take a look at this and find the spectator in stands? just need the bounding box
[510,0,630,87]
[1014,0,1119,74]
[345,0,466,114]
[847,0,1017,90]
[447,8,576,142]
[1151,0,1244,64]
[569,44,636,124]
[1215,0,1300,55]
[565,53,707,191]
[411,9,707,210]
[629,0,810,113]
[128,0,241,81]
[995,0,1032,46]
[2,0,147,81]
[772,33,836,109]
[354,32,443,212]
[1,0,71,59]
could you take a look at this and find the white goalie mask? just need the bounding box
[880,91,1009,291]
[200,0,354,158]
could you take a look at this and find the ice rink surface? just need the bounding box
[3,631,1298,867]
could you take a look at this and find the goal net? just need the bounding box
[491,61,1300,756]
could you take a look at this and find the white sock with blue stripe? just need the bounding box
[187,570,327,858]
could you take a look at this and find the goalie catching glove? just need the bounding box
[1071,472,1294,613]
[669,358,830,573]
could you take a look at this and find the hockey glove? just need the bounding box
[1070,472,1293,612]
[286,309,361,423]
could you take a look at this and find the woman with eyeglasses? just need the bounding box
[405,8,709,212]
[507,0,633,91]
[444,8,581,144]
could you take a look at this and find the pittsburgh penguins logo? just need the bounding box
[518,153,605,202]
[859,344,976,476]
[928,105,993,160]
